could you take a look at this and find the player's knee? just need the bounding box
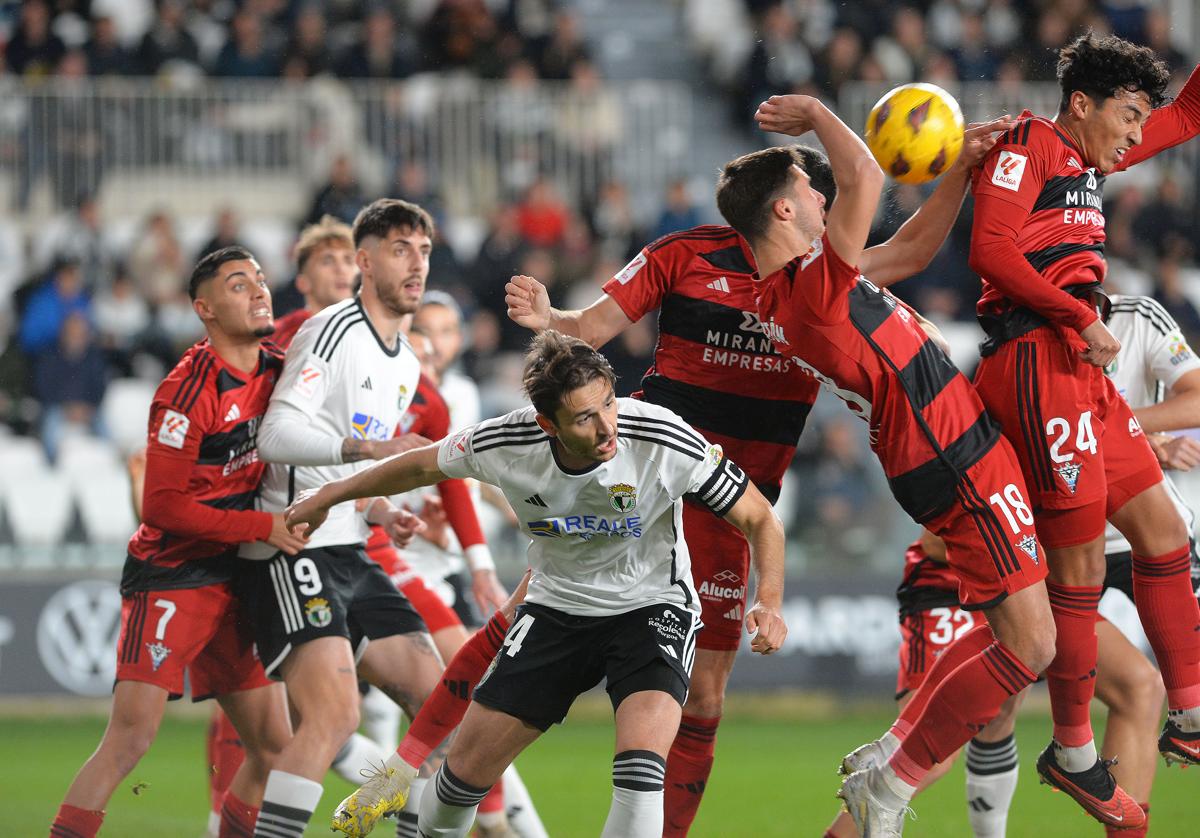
[682,682,724,719]
[104,724,157,775]
[1107,666,1166,724]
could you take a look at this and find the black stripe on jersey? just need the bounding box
[121,591,146,663]
[184,353,216,413]
[1030,173,1098,213]
[172,351,214,411]
[1015,344,1054,494]
[668,515,693,608]
[472,421,543,446]
[473,436,548,453]
[313,304,360,358]
[897,339,960,411]
[1020,118,1032,146]
[641,375,811,447]
[261,340,286,359]
[647,226,733,254]
[1110,299,1176,336]
[658,294,778,357]
[216,368,245,395]
[886,413,1000,523]
[1023,242,1105,274]
[897,582,960,617]
[697,244,754,274]
[618,412,706,454]
[317,314,365,362]
[197,421,257,464]
[201,490,258,511]
[620,431,703,461]
[1024,345,1059,493]
[847,281,898,336]
[958,477,1020,577]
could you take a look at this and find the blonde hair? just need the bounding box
[295,215,354,273]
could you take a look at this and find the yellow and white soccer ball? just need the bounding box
[865,83,964,185]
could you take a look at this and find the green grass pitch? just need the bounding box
[8,702,1196,837]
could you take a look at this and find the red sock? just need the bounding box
[208,709,245,812]
[663,714,720,837]
[218,791,258,838]
[1106,803,1149,838]
[1133,547,1200,709]
[478,779,505,815]
[1045,582,1101,746]
[890,623,994,740]
[891,640,1036,786]
[397,610,511,769]
[50,804,104,838]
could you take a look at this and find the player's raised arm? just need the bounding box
[285,443,446,537]
[721,480,787,655]
[756,94,883,267]
[505,273,633,349]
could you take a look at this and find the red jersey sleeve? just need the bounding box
[1113,64,1200,172]
[791,233,861,325]
[969,121,1097,331]
[436,478,486,549]
[601,240,680,323]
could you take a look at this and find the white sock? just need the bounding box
[876,763,917,804]
[475,809,508,829]
[362,685,403,752]
[1053,738,1097,773]
[965,735,1019,838]
[395,776,428,838]
[600,750,666,838]
[331,732,389,785]
[879,730,902,755]
[1168,706,1200,733]
[419,766,486,838]
[205,809,221,838]
[502,764,548,838]
[256,770,323,837]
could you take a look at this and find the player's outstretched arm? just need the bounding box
[756,94,883,266]
[722,482,787,655]
[285,443,446,537]
[861,117,1015,287]
[505,274,633,349]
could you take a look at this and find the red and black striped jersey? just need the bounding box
[602,225,819,500]
[399,372,452,440]
[271,308,312,350]
[123,340,283,593]
[972,66,1200,335]
[754,234,999,524]
[896,541,961,617]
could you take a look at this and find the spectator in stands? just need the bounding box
[741,4,813,122]
[952,12,999,82]
[813,27,865,99]
[392,160,444,227]
[135,0,202,77]
[469,203,528,299]
[129,210,187,306]
[535,10,591,80]
[50,197,116,290]
[198,206,243,259]
[33,311,110,462]
[85,14,131,77]
[588,179,639,263]
[5,0,66,78]
[282,3,331,78]
[19,260,91,357]
[1153,252,1200,347]
[515,176,569,248]
[1144,6,1190,77]
[651,179,702,241]
[305,154,367,226]
[93,267,152,376]
[489,58,553,196]
[334,5,417,79]
[423,0,505,76]
[213,9,279,78]
[1133,176,1194,261]
[554,58,621,202]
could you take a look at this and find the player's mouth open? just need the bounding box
[596,437,616,454]
[251,306,271,318]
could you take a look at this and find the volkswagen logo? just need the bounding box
[37,580,122,696]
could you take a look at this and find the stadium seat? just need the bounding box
[0,436,49,489]
[0,220,24,312]
[74,465,137,545]
[57,436,122,478]
[100,378,156,455]
[242,217,294,284]
[4,473,74,547]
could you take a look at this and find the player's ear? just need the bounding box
[355,244,371,276]
[192,295,214,323]
[772,196,793,223]
[534,412,558,438]
[295,272,312,296]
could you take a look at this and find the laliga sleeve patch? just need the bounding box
[444,428,473,463]
[705,443,724,467]
[991,150,1028,192]
[613,251,647,285]
[292,361,323,400]
[157,409,190,449]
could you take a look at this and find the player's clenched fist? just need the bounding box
[745,602,787,655]
[1079,318,1121,367]
[505,274,552,331]
[285,487,332,539]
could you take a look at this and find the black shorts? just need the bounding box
[473,602,700,731]
[445,569,483,629]
[236,544,426,678]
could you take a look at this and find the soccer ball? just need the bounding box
[865,83,964,185]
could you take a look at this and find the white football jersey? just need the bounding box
[244,297,421,555]
[438,398,749,616]
[1104,295,1200,555]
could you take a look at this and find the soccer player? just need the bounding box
[502,118,1009,834]
[285,330,788,838]
[968,33,1200,824]
[414,291,482,433]
[50,247,305,838]
[271,214,360,348]
[716,94,1057,834]
[236,199,445,837]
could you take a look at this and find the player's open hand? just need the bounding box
[270,510,311,553]
[284,490,330,540]
[1156,434,1200,471]
[380,506,426,549]
[471,568,509,614]
[954,116,1016,172]
[755,95,820,137]
[506,275,552,332]
[416,494,451,549]
[745,601,787,655]
[1079,319,1121,367]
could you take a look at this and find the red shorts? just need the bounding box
[683,501,750,652]
[896,604,983,698]
[115,583,269,700]
[974,327,1163,546]
[365,529,462,634]
[924,437,1049,610]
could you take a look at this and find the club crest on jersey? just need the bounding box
[146,642,170,672]
[607,483,637,512]
[305,597,332,628]
[1017,535,1039,565]
[1055,462,1081,493]
[398,384,410,410]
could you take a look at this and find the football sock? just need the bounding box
[892,640,1036,785]
[206,810,221,838]
[50,803,104,838]
[1133,547,1200,713]
[209,710,245,812]
[965,735,1018,838]
[330,732,388,785]
[398,611,510,770]
[889,623,994,741]
[1045,582,1102,748]
[254,770,321,838]
[394,776,428,838]
[663,713,719,837]
[1052,739,1098,773]
[501,764,548,838]
[601,750,666,838]
[875,764,917,806]
[419,763,489,838]
[219,791,258,838]
[1106,803,1149,838]
[478,777,505,817]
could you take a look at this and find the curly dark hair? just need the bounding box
[522,330,616,421]
[1057,32,1170,114]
